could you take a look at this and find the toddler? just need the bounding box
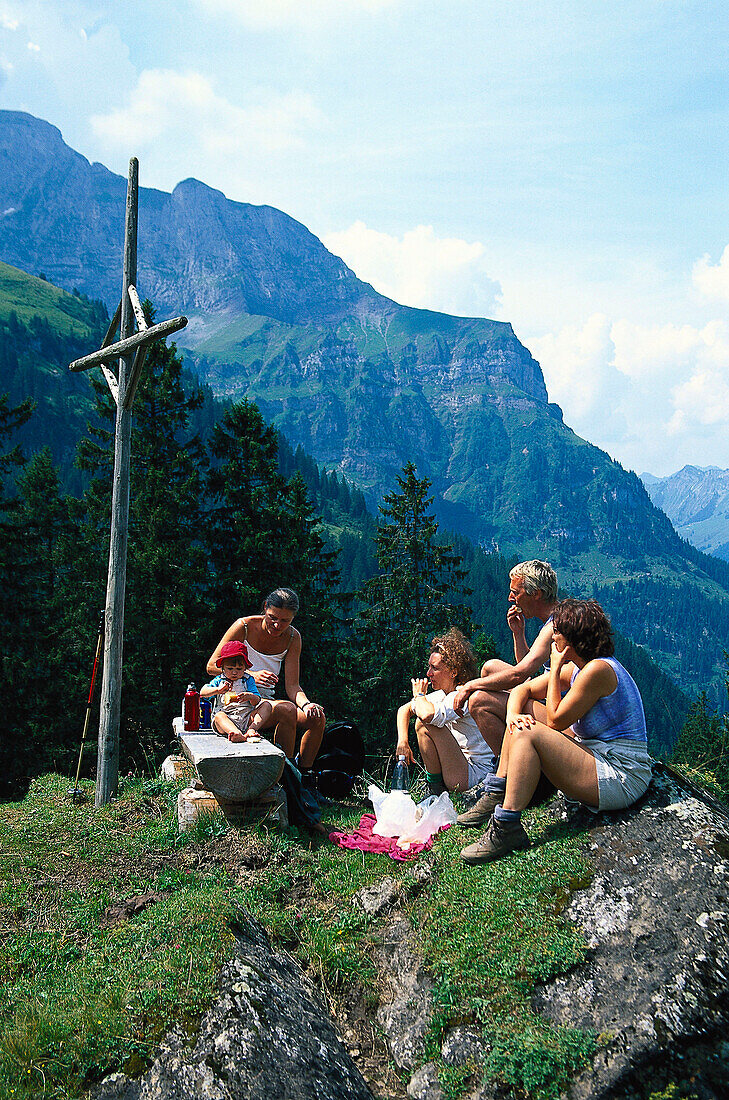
[200,640,273,743]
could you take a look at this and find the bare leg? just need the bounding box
[247,700,273,736]
[258,699,297,758]
[467,689,508,755]
[501,719,599,811]
[414,719,469,791]
[297,708,325,768]
[480,658,513,677]
[212,712,245,743]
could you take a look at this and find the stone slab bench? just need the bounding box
[173,717,286,801]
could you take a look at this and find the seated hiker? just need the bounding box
[207,587,325,785]
[452,560,559,755]
[460,598,653,865]
[201,640,273,743]
[396,628,494,796]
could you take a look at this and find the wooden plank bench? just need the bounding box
[172,717,286,801]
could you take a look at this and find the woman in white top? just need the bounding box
[207,587,325,769]
[396,627,493,796]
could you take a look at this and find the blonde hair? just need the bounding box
[430,627,478,685]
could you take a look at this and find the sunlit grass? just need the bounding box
[1,773,598,1099]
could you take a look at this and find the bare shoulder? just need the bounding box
[582,658,618,689]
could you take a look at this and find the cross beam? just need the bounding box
[70,157,188,807]
[69,310,188,375]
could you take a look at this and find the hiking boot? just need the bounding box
[456,788,504,827]
[460,815,531,865]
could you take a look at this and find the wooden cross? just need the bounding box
[69,158,188,807]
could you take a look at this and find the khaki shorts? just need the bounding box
[576,737,652,811]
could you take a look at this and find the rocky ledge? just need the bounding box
[94,765,729,1100]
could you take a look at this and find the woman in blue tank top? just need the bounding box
[460,599,652,866]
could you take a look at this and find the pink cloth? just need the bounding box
[328,813,449,861]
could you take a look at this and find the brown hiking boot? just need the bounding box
[456,788,504,827]
[460,815,531,865]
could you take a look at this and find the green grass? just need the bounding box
[413,802,595,1098]
[0,261,97,340]
[1,774,597,1099]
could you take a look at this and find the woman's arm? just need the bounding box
[410,676,436,724]
[206,618,247,676]
[396,702,415,765]
[282,630,324,718]
[547,657,617,731]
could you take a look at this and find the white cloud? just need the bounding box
[530,313,613,420]
[0,2,136,133]
[323,220,502,318]
[668,366,729,434]
[532,312,729,474]
[91,70,322,155]
[610,319,713,379]
[194,0,401,30]
[693,245,729,302]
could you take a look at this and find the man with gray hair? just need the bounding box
[452,560,558,821]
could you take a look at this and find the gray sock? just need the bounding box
[486,774,507,793]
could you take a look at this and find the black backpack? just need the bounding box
[311,719,365,800]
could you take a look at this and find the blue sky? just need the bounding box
[2,0,729,475]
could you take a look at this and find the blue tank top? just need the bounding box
[571,657,647,744]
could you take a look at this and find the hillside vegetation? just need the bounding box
[0,773,596,1100]
[3,111,729,703]
[0,267,692,781]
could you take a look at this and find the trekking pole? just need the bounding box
[69,611,105,803]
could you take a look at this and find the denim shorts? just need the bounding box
[576,736,652,811]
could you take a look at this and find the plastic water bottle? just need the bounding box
[183,684,200,731]
[391,754,409,791]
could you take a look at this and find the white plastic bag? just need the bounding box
[398,791,457,848]
[368,784,457,848]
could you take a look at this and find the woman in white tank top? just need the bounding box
[207,587,325,770]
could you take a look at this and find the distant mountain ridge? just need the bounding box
[3,109,729,703]
[641,465,729,561]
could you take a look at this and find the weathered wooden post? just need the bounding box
[95,159,137,807]
[68,158,188,807]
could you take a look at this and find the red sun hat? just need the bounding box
[216,640,252,669]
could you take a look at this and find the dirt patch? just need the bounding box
[327,975,409,1100]
[99,891,170,927]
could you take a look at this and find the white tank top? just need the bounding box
[244,623,290,700]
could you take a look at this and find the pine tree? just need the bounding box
[205,400,344,708]
[353,461,473,745]
[671,690,729,801]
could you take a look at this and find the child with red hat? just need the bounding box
[200,640,273,743]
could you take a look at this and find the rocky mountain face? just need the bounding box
[4,109,729,701]
[642,465,729,560]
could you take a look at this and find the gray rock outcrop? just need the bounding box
[93,914,374,1100]
[535,765,729,1098]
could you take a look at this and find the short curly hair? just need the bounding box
[552,598,614,661]
[430,627,478,685]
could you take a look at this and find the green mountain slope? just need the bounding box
[2,111,728,704]
[0,262,107,486]
[191,308,729,705]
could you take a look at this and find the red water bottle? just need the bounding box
[183,684,200,731]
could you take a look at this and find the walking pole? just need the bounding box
[69,611,105,804]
